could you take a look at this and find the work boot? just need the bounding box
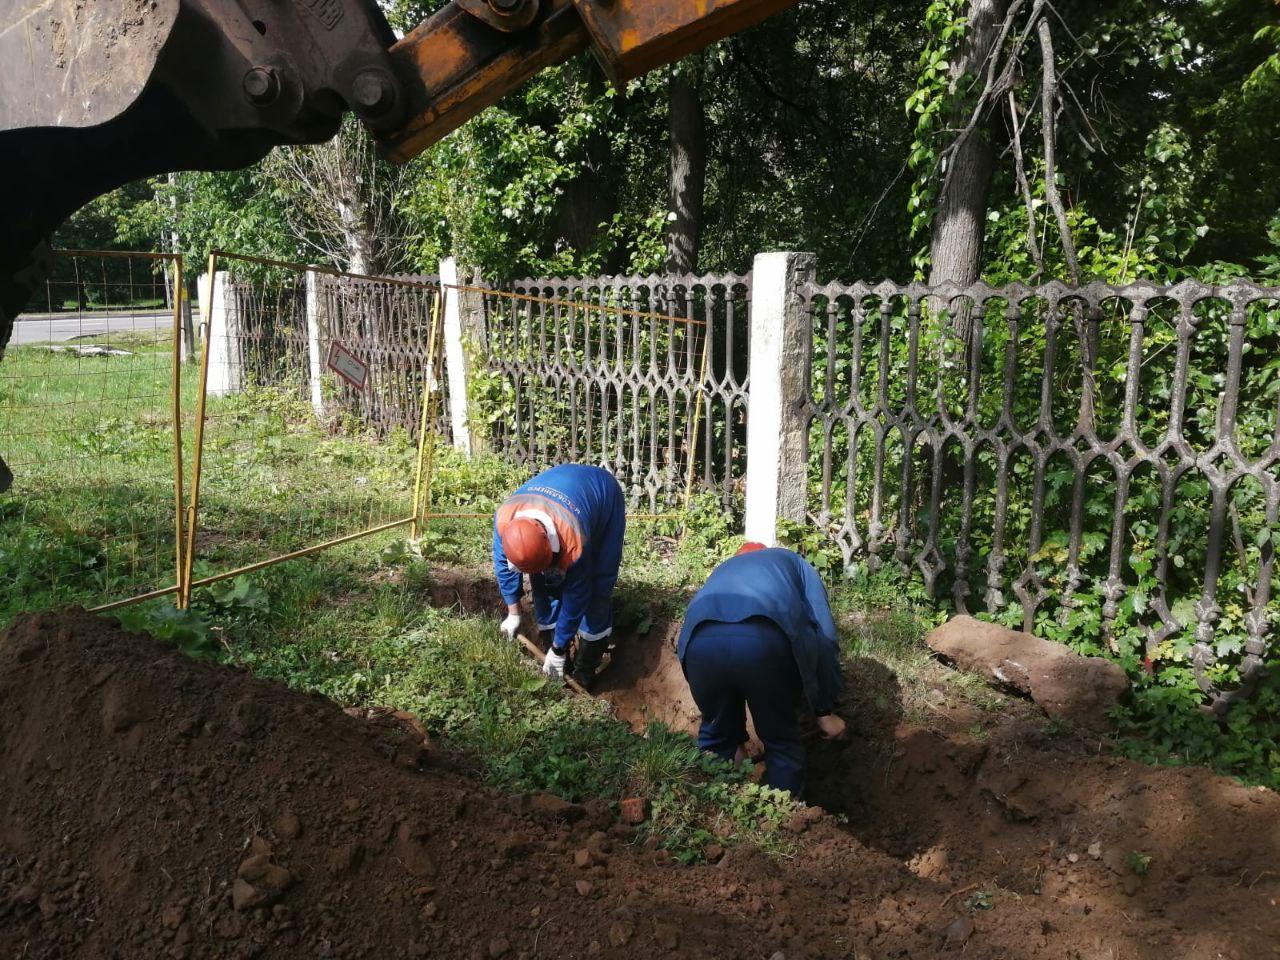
[535,628,554,654]
[571,639,606,689]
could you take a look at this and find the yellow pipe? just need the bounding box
[186,518,415,590]
[181,252,219,608]
[170,255,188,607]
[418,291,446,525]
[411,290,444,539]
[418,512,681,522]
[210,249,437,291]
[445,283,708,327]
[90,584,182,614]
[682,322,714,517]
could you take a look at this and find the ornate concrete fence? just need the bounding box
[443,263,751,513]
[791,271,1280,712]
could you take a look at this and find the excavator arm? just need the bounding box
[383,0,796,162]
[0,0,796,356]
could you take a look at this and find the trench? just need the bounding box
[413,562,1280,937]
[415,566,978,865]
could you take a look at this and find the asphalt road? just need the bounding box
[10,310,179,345]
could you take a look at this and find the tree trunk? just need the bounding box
[554,61,619,264]
[927,0,1007,291]
[664,70,707,275]
[336,192,381,277]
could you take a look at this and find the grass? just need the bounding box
[0,339,186,613]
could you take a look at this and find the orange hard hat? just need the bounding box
[502,517,554,573]
[736,541,767,556]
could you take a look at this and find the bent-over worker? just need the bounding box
[493,463,626,688]
[678,542,846,796]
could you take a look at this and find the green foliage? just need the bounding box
[205,574,271,622]
[1126,851,1153,876]
[117,602,219,660]
[964,890,995,911]
[53,178,166,252]
[906,0,970,267]
[777,517,844,575]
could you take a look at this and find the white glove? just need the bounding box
[542,648,566,679]
[500,613,521,640]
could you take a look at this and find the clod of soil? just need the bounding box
[4,608,1279,960]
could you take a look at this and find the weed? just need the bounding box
[964,890,995,911]
[1127,851,1153,876]
[117,601,219,659]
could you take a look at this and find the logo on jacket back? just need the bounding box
[523,484,584,522]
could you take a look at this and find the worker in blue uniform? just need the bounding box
[493,463,626,688]
[678,542,846,796]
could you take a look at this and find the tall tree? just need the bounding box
[268,117,410,275]
[664,67,707,274]
[553,61,623,263]
[927,0,1008,290]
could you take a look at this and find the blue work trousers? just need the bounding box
[530,571,615,640]
[682,617,805,796]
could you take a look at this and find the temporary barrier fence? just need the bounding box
[0,249,186,613]
[182,252,447,602]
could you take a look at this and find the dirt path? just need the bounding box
[2,599,1278,959]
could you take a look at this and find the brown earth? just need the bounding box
[421,568,1280,957]
[2,601,1279,960]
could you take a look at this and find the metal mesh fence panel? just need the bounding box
[0,250,185,615]
[186,254,444,592]
[486,274,751,512]
[800,278,1280,711]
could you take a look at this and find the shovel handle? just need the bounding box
[516,633,593,698]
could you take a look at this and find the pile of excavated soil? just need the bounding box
[3,608,1280,960]
[579,610,1280,959]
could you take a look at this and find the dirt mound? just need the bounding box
[0,609,908,960]
[4,610,1278,960]
[564,617,1280,959]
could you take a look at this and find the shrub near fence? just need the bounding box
[800,278,1280,712]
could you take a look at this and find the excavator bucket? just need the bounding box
[0,0,799,352]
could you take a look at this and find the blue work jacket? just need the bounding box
[677,547,843,715]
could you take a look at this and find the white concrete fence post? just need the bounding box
[305,270,326,418]
[744,251,816,545]
[200,270,242,397]
[438,256,490,457]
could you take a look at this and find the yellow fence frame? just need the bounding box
[33,254,709,616]
[178,251,447,606]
